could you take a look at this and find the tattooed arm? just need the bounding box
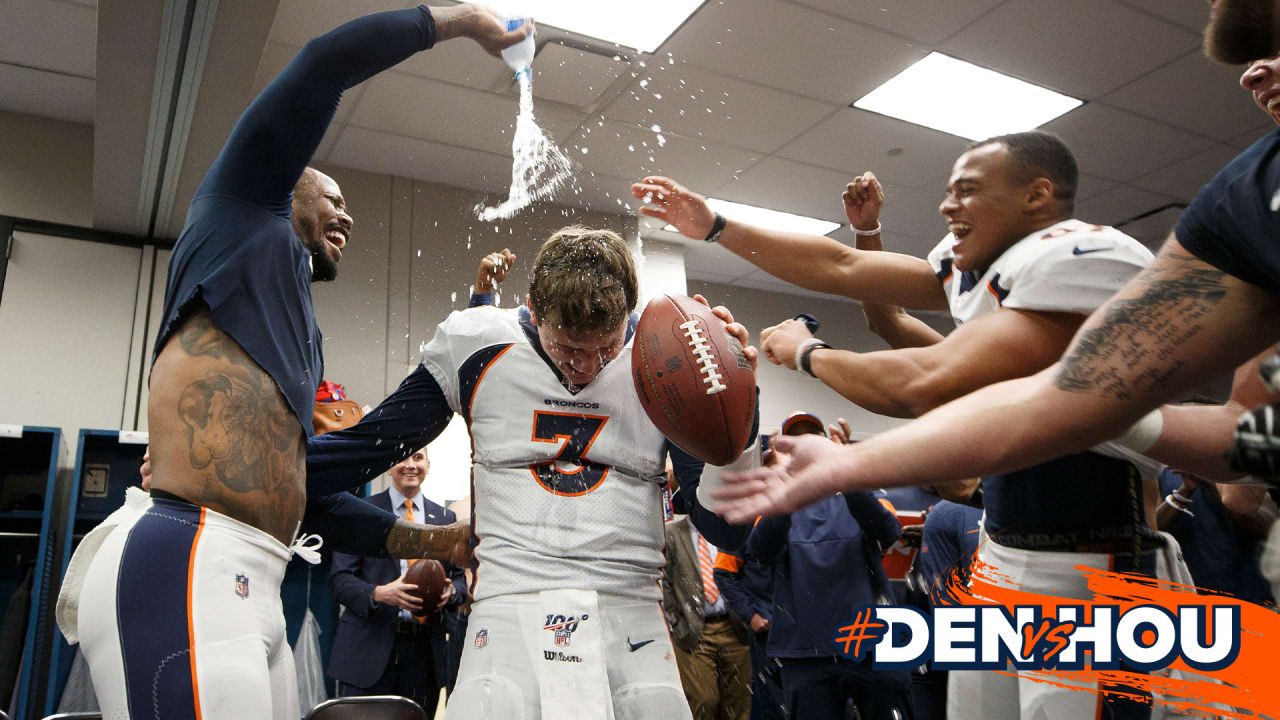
[303,492,471,564]
[714,235,1280,520]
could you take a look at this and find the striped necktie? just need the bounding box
[696,534,719,604]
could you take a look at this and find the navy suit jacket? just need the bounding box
[326,490,467,689]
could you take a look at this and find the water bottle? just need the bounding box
[501,18,535,76]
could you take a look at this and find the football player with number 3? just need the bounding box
[308,227,757,720]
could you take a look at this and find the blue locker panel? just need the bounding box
[44,429,146,717]
[0,425,61,720]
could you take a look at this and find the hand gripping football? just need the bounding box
[404,559,449,617]
[632,294,756,465]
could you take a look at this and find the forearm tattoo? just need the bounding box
[1056,252,1227,401]
[385,519,469,561]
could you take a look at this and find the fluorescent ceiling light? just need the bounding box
[663,198,841,237]
[854,53,1082,141]
[481,0,705,53]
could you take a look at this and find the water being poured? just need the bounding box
[475,71,572,222]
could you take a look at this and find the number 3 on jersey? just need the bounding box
[529,411,611,496]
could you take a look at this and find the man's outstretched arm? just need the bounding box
[759,307,1080,418]
[631,176,948,310]
[201,4,527,211]
[715,235,1280,522]
[302,492,470,565]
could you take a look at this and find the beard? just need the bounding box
[1204,0,1278,64]
[310,248,339,282]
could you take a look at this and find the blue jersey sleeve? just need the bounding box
[303,491,397,559]
[198,5,437,214]
[306,363,455,496]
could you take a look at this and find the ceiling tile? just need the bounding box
[603,61,835,153]
[348,71,586,153]
[1104,51,1269,141]
[787,0,1005,45]
[1115,0,1206,32]
[1130,143,1244,200]
[1042,102,1214,181]
[268,0,409,46]
[1115,205,1184,249]
[710,156,857,221]
[942,0,1197,98]
[0,64,94,124]
[0,0,96,78]
[601,59,834,152]
[568,118,764,193]
[392,31,511,91]
[1076,184,1176,227]
[328,126,512,192]
[529,43,629,109]
[778,108,970,191]
[1077,173,1118,200]
[659,0,925,104]
[1230,126,1274,149]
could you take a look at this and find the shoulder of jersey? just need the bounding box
[1011,221,1152,267]
[437,305,525,348]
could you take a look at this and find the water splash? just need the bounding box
[474,71,572,222]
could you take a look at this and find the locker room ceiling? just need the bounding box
[0,0,1270,300]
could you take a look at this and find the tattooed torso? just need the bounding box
[148,305,306,544]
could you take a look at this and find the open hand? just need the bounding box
[631,176,718,240]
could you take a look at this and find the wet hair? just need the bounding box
[528,226,638,334]
[968,131,1078,216]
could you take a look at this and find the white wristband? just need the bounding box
[850,223,881,237]
[1163,494,1195,517]
[1114,409,1164,453]
[794,338,824,373]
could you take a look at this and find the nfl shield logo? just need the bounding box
[235,573,249,599]
[554,627,572,647]
[474,628,488,649]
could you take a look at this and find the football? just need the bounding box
[404,559,449,616]
[632,293,756,465]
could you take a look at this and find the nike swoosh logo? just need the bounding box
[628,638,655,652]
[1072,246,1110,256]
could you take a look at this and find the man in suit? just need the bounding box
[328,447,467,708]
[662,479,752,720]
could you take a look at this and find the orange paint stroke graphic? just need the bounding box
[935,548,1280,719]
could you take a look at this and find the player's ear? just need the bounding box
[1025,177,1054,213]
[528,310,539,327]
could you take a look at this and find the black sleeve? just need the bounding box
[746,514,791,563]
[306,364,454,496]
[713,563,757,623]
[303,492,397,559]
[845,491,901,552]
[199,6,437,214]
[329,548,379,619]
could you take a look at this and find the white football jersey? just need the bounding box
[420,306,670,602]
[927,219,1160,473]
[926,219,1154,327]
